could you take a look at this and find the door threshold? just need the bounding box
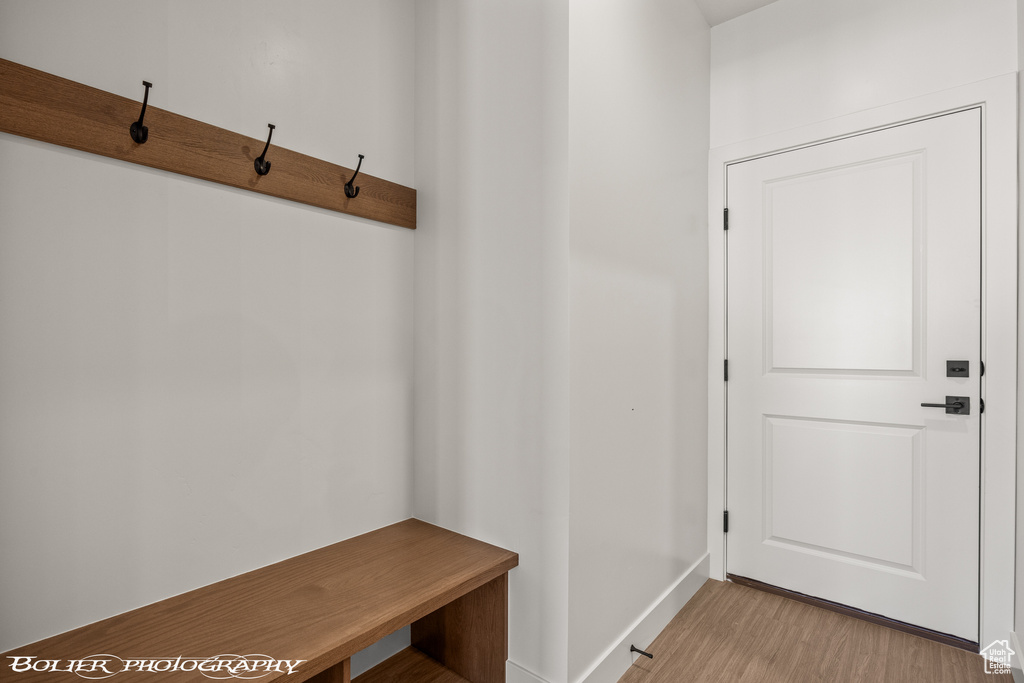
[726,573,979,654]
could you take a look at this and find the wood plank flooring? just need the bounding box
[618,579,1011,683]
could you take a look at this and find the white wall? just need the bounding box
[711,0,1017,147]
[0,0,416,651]
[414,2,711,682]
[413,2,571,682]
[1017,0,1024,670]
[567,0,709,680]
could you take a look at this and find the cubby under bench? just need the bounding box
[2,519,519,683]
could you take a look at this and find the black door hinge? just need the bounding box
[981,360,985,376]
[980,398,985,414]
[724,207,729,231]
[723,510,729,533]
[724,359,728,381]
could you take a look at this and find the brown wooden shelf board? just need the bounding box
[0,58,416,229]
[352,648,471,683]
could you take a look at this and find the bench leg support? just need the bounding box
[306,659,350,683]
[412,574,508,683]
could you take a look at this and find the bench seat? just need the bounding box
[1,519,518,683]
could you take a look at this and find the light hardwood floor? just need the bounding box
[618,579,1011,683]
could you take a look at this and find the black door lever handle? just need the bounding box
[921,396,970,415]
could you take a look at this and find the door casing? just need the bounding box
[706,74,1017,650]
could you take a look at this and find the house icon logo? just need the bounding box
[980,640,1014,675]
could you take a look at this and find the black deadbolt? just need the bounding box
[946,360,969,378]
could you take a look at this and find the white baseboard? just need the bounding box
[574,553,711,683]
[507,659,552,683]
[1011,631,1023,683]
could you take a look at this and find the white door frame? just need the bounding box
[707,74,1017,650]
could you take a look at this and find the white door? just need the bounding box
[726,108,981,642]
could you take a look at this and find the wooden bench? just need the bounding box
[1,519,518,683]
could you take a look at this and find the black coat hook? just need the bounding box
[344,154,364,198]
[129,81,153,144]
[254,123,275,176]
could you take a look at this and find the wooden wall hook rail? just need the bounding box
[0,58,416,230]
